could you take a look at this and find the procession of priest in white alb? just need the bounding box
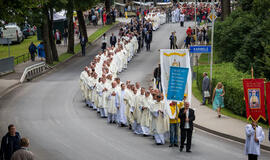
[79,9,185,145]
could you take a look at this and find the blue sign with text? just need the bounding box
[190,46,211,53]
[167,67,189,101]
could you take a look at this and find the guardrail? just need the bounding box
[14,53,31,65]
[20,62,49,83]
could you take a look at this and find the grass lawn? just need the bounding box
[0,36,40,59]
[192,80,268,128]
[88,22,118,43]
[198,53,210,65]
[50,22,118,66]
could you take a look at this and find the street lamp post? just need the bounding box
[210,0,215,82]
[194,0,197,45]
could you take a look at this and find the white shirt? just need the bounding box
[184,109,190,129]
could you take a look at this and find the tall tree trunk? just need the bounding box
[42,6,53,64]
[49,7,59,61]
[67,0,74,54]
[77,10,88,43]
[221,0,230,21]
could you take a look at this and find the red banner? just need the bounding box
[243,79,266,122]
[266,82,270,126]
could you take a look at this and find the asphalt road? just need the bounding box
[0,23,269,160]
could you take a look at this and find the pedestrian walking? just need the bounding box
[54,29,62,46]
[110,33,117,47]
[168,101,180,147]
[103,11,107,25]
[145,31,151,51]
[169,32,177,49]
[212,82,225,118]
[0,124,21,160]
[80,34,86,56]
[153,64,161,91]
[179,102,195,153]
[101,33,107,52]
[28,42,37,61]
[202,72,210,105]
[180,12,185,27]
[185,35,191,48]
[11,138,34,160]
[245,121,265,160]
[186,26,192,36]
[37,42,45,61]
[63,29,68,47]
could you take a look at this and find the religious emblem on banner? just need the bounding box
[243,79,267,121]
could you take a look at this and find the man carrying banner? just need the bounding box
[245,121,265,160]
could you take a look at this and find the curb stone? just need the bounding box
[0,23,120,98]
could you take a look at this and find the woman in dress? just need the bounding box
[212,82,225,118]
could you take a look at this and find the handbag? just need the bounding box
[204,91,210,98]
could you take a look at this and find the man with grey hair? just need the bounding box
[179,102,195,152]
[202,72,210,105]
[11,137,34,160]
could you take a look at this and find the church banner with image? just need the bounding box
[266,82,270,126]
[160,49,192,103]
[243,79,266,122]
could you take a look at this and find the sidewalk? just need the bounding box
[192,94,270,150]
[0,24,101,97]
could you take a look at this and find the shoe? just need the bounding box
[218,115,221,118]
[201,103,205,105]
[156,143,162,145]
[179,148,183,152]
[169,144,173,147]
[174,144,179,147]
[186,150,192,153]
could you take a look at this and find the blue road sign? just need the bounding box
[190,46,211,53]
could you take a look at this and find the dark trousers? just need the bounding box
[81,45,86,56]
[180,21,184,27]
[170,123,178,145]
[30,52,35,61]
[146,42,150,51]
[180,128,192,151]
[138,40,141,52]
[248,154,258,160]
[170,42,174,49]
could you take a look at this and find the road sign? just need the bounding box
[190,46,211,53]
[208,12,217,22]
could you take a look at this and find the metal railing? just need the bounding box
[14,53,30,65]
[20,62,49,83]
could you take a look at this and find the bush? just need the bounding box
[194,63,251,116]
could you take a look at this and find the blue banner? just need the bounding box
[190,46,211,53]
[167,67,189,101]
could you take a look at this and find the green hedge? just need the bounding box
[194,63,251,117]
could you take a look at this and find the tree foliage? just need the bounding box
[214,0,270,79]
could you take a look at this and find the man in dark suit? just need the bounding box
[80,34,86,56]
[145,31,151,51]
[110,33,117,47]
[178,102,195,153]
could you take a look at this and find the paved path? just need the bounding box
[0,24,102,96]
[0,22,269,160]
